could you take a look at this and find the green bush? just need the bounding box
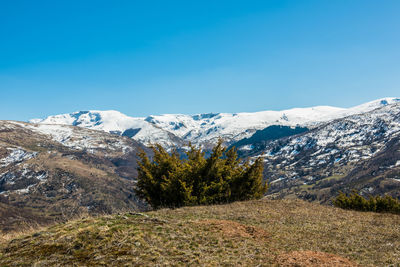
[135,140,268,209]
[333,190,400,214]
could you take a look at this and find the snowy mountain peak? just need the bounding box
[346,97,400,112]
[30,97,400,147]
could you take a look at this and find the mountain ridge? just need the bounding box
[29,97,400,148]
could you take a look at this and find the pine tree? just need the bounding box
[135,141,268,209]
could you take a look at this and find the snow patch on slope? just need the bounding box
[0,148,37,167]
[31,124,132,153]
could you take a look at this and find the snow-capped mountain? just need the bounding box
[30,97,400,148]
[31,110,183,148]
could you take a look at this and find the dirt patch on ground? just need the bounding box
[276,250,359,267]
[196,219,269,239]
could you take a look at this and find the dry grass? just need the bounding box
[196,219,269,239]
[0,199,399,266]
[276,251,359,267]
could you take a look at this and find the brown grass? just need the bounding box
[276,250,359,267]
[196,219,269,239]
[0,199,399,266]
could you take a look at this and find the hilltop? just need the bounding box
[1,199,399,266]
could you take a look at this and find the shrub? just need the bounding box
[333,190,400,214]
[135,140,268,209]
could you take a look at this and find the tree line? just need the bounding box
[334,190,400,214]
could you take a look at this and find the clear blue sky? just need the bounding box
[1,0,400,121]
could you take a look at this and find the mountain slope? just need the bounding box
[31,97,400,148]
[237,102,400,202]
[0,121,149,232]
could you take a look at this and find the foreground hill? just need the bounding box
[0,121,148,232]
[1,199,399,266]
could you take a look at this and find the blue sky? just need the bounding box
[1,0,400,121]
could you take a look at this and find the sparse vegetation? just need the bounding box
[1,199,399,266]
[334,191,400,214]
[135,140,267,208]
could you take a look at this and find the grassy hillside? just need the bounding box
[0,121,148,232]
[1,199,399,266]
